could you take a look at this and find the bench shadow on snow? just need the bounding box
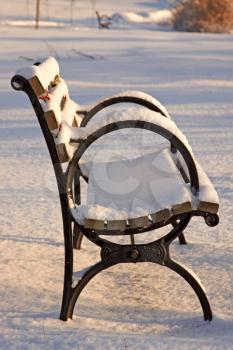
[0,234,63,247]
[76,303,233,337]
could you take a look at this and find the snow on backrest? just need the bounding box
[16,57,81,163]
[17,57,60,96]
[40,78,69,131]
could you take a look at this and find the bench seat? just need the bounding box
[72,147,219,231]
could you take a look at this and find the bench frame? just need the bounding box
[11,72,219,322]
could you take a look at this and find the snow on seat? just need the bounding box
[67,108,219,231]
[72,148,193,230]
[71,150,219,230]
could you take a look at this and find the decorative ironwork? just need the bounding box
[101,241,166,266]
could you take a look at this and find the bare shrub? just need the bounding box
[173,0,233,33]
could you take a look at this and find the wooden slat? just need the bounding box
[151,209,170,223]
[84,208,172,231]
[28,76,45,96]
[44,110,59,130]
[72,117,78,127]
[60,95,67,110]
[106,220,126,230]
[51,74,61,87]
[172,201,192,215]
[198,201,219,214]
[84,219,105,230]
[55,143,69,163]
[128,216,149,229]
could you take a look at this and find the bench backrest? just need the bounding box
[11,57,83,164]
[12,56,180,171]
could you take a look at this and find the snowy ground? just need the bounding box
[1,0,233,349]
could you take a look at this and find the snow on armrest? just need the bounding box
[113,90,171,118]
[86,90,171,118]
[195,161,219,213]
[173,152,219,213]
[59,108,192,152]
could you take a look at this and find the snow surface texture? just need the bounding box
[0,0,233,349]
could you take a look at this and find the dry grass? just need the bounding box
[172,0,233,33]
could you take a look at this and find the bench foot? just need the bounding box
[60,235,212,321]
[164,258,212,321]
[60,261,106,321]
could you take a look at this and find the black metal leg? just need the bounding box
[73,223,84,250]
[60,204,74,321]
[178,232,187,245]
[60,215,212,322]
[171,219,187,245]
[164,258,212,321]
[60,261,106,321]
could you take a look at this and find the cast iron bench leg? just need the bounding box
[171,219,187,245]
[164,258,212,320]
[178,232,187,245]
[60,261,106,321]
[60,232,212,321]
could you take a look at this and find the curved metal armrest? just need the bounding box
[11,74,28,92]
[81,91,170,127]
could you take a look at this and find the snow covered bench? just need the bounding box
[11,57,219,323]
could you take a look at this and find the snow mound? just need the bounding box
[112,9,172,27]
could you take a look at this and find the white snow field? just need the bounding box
[1,0,233,349]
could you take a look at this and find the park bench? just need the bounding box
[96,10,112,29]
[11,57,219,322]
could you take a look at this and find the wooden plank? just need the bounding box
[44,110,59,130]
[60,95,67,110]
[128,216,149,229]
[55,143,69,163]
[72,117,78,127]
[107,220,126,230]
[51,74,61,87]
[172,201,192,215]
[198,201,219,214]
[28,76,45,96]
[151,209,170,223]
[84,219,105,230]
[84,219,127,230]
